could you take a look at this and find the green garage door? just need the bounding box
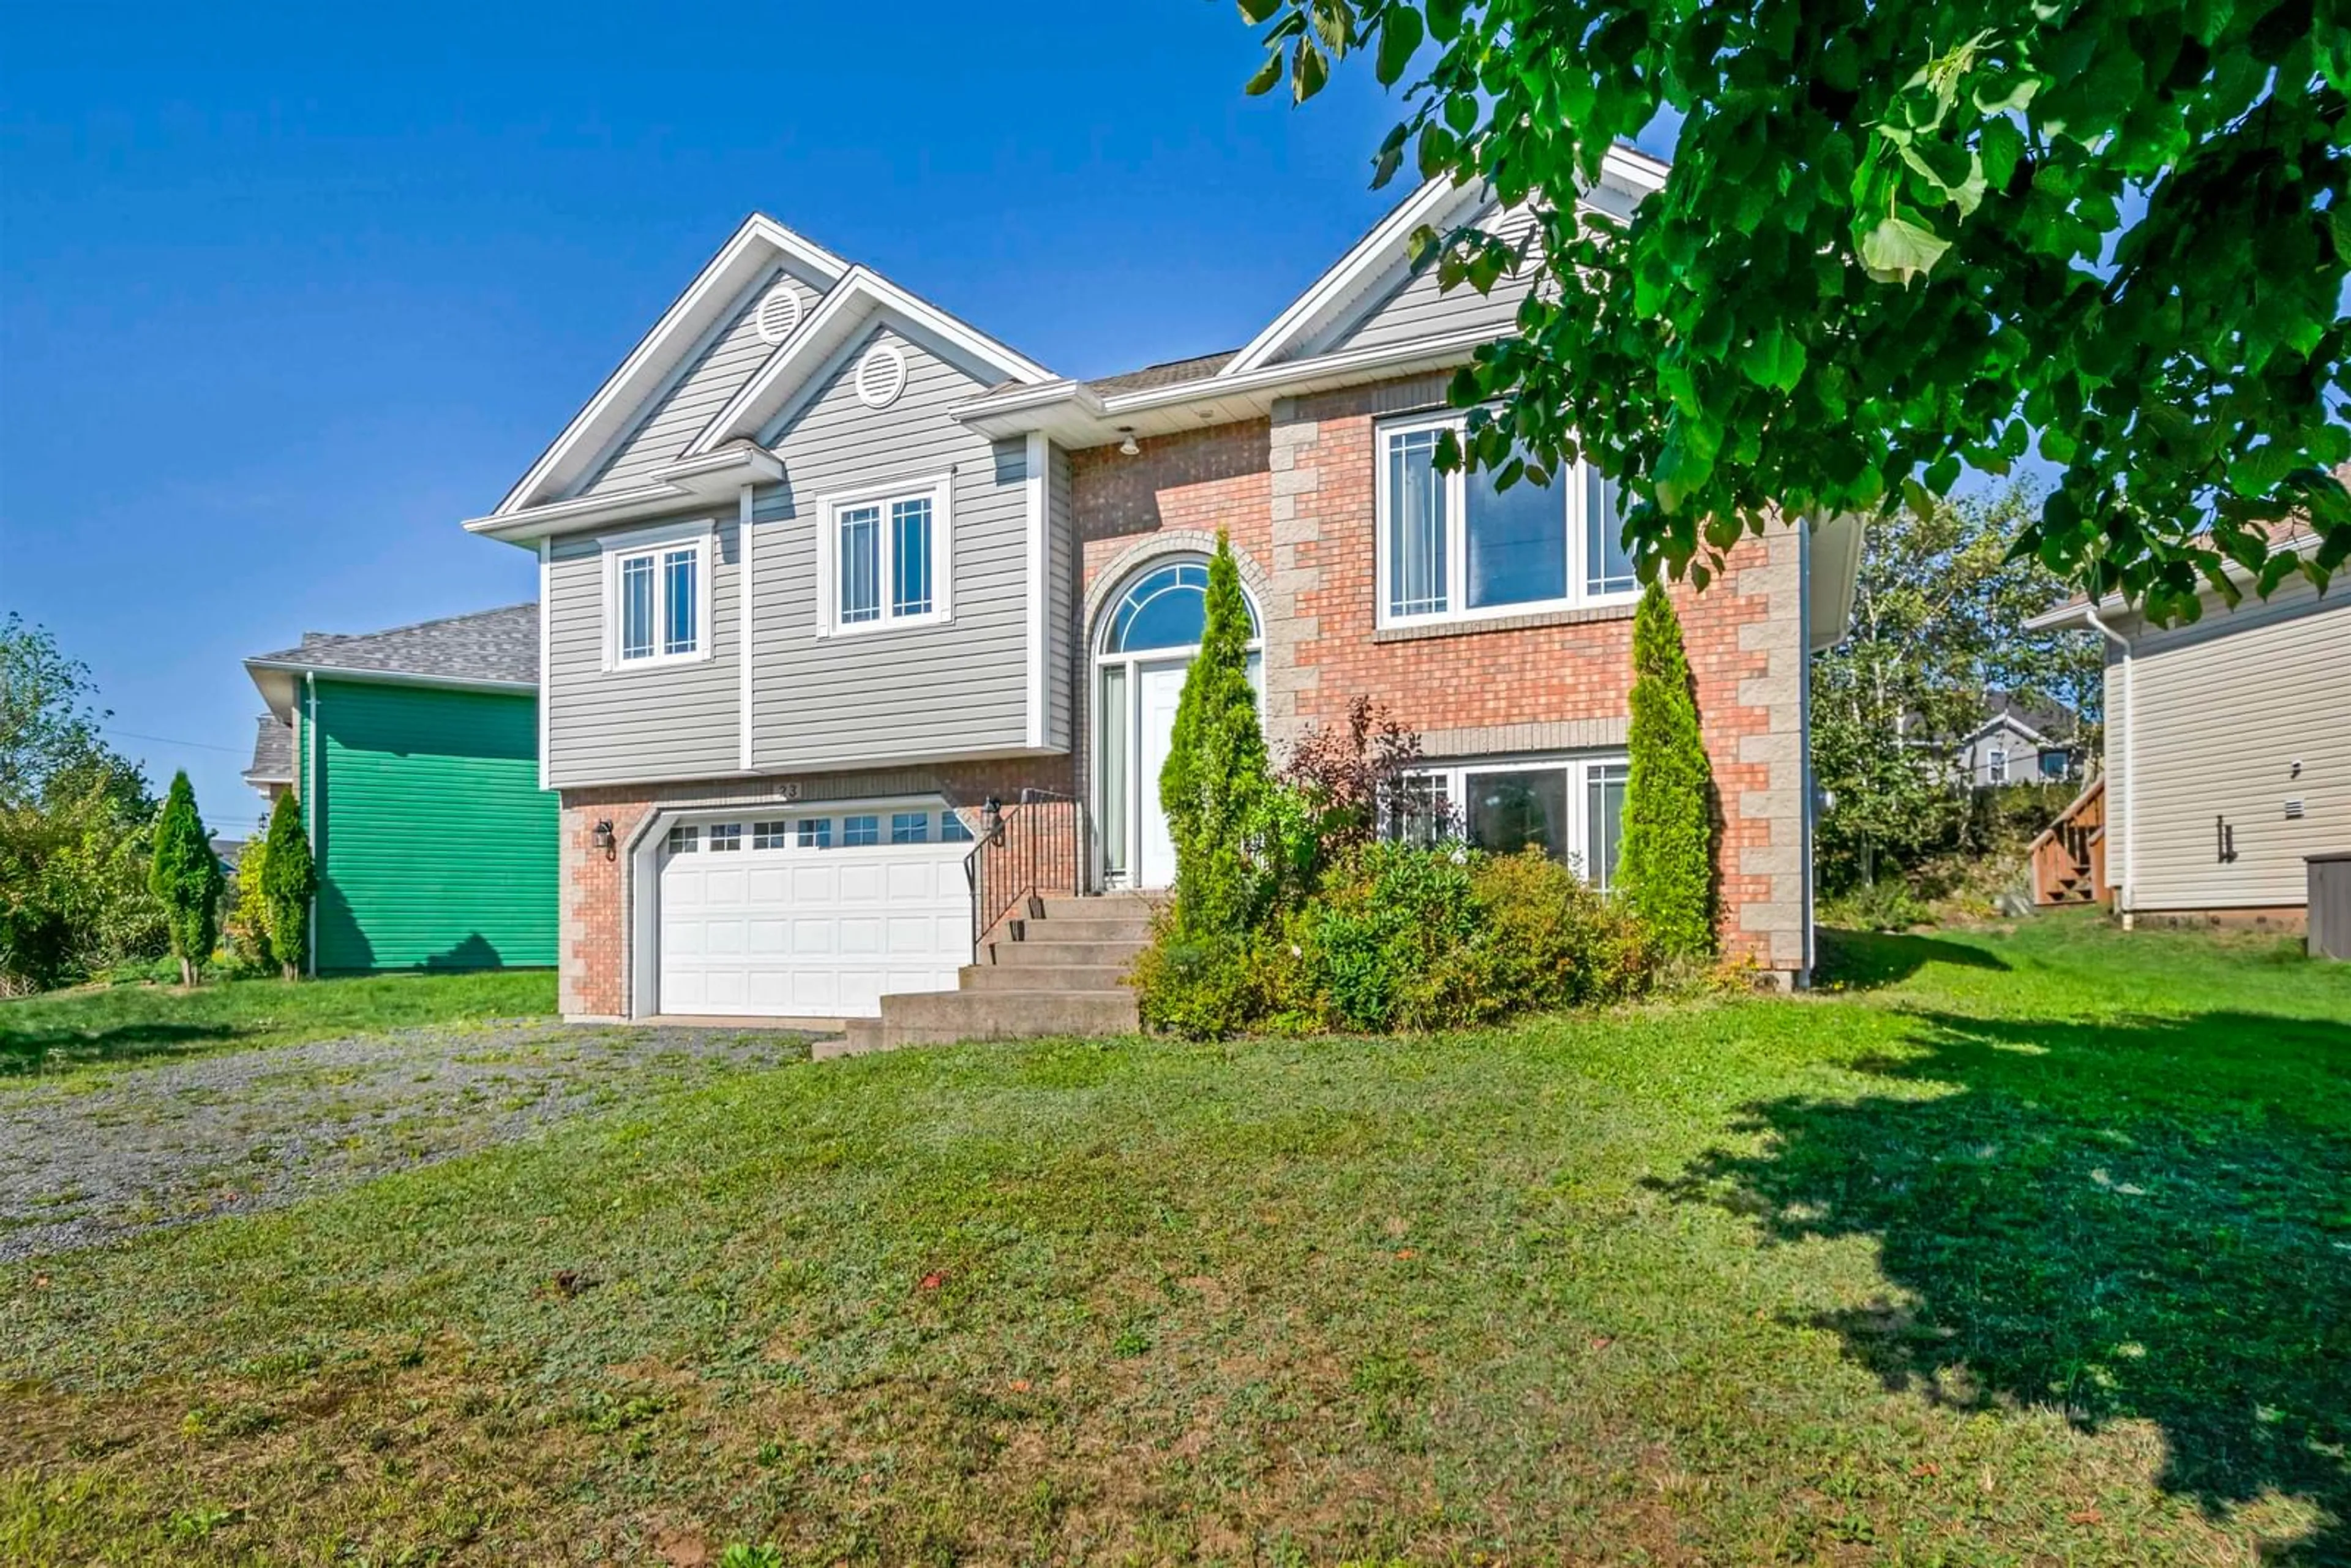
[304,678,557,972]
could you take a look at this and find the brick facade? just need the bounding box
[1071,375,1812,977]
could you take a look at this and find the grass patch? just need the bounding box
[2,915,2345,1563]
[0,970,557,1083]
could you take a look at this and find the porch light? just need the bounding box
[592,819,617,861]
[1117,427,1140,457]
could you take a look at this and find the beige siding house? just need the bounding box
[2031,561,2348,926]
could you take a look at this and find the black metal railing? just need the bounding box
[965,788,1084,956]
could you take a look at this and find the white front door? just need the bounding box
[1135,659,1188,888]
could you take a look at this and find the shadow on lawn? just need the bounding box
[0,1022,237,1076]
[1667,1005,2351,1562]
[1814,927,2010,988]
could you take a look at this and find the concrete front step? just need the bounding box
[1034,893,1161,923]
[838,986,1141,1055]
[984,937,1147,969]
[959,961,1132,992]
[1011,914,1153,945]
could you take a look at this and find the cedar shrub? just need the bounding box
[1158,533,1268,942]
[147,770,223,986]
[1618,583,1715,959]
[260,789,317,980]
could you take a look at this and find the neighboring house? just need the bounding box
[463,153,1861,1027]
[2028,541,2346,927]
[242,715,294,803]
[242,606,557,972]
[1951,693,2079,787]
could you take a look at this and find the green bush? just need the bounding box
[1136,842,1657,1038]
[260,790,317,980]
[1618,583,1717,960]
[1160,534,1269,942]
[224,817,273,970]
[148,771,223,988]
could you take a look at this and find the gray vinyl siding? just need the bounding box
[1046,441,1076,749]
[582,271,821,496]
[746,326,1035,769]
[543,519,744,787]
[2109,582,2347,912]
[1318,202,1542,358]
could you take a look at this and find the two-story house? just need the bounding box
[465,151,1861,1029]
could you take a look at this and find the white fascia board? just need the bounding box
[686,267,1056,458]
[243,659,537,697]
[951,324,1494,446]
[1223,175,1479,376]
[2022,531,2327,632]
[464,447,782,543]
[489,216,847,519]
[1223,143,1670,380]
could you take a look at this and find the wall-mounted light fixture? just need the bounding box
[592,819,617,861]
[1117,427,1140,457]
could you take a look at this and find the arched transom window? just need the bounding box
[1098,560,1260,655]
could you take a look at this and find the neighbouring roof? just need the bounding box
[1976,691,2078,743]
[244,714,293,786]
[248,603,540,687]
[1083,350,1240,396]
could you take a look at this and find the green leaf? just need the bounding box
[1236,0,1283,22]
[1292,37,1329,102]
[1978,116,2025,192]
[1738,326,1807,392]
[1244,50,1285,97]
[1860,215,1952,283]
[1374,6,1422,86]
[2328,203,2351,264]
[1425,0,1466,45]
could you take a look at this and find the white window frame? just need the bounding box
[1389,752,1632,889]
[600,517,716,672]
[815,472,954,637]
[1373,411,1640,631]
[1987,745,2009,784]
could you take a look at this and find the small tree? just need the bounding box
[259,791,315,980]
[148,770,223,986]
[1160,533,1269,939]
[224,815,274,969]
[1618,584,1715,960]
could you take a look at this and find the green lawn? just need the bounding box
[0,969,558,1082]
[4,917,2345,1565]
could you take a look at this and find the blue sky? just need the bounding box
[0,2,1674,830]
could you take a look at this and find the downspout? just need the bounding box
[304,670,320,975]
[2082,607,2133,928]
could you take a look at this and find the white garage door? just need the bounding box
[657,805,973,1019]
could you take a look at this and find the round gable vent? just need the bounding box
[753,282,802,345]
[855,342,907,409]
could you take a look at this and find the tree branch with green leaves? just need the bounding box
[1239,0,2349,621]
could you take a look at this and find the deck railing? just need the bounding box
[964,789,1084,956]
[2028,778,2108,906]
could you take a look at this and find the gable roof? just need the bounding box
[681,264,1055,459]
[493,216,851,521]
[246,603,541,721]
[1221,146,1670,377]
[243,714,293,787]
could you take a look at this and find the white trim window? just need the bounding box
[1987,745,2009,784]
[1385,753,1632,890]
[601,519,715,670]
[1375,412,1639,629]
[819,474,953,636]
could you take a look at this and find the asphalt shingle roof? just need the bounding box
[249,603,539,686]
[1083,350,1239,396]
[244,715,293,784]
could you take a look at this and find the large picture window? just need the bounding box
[602,520,713,669]
[822,476,951,635]
[1383,754,1632,890]
[1376,413,1638,628]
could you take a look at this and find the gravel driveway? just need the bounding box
[0,1022,814,1262]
